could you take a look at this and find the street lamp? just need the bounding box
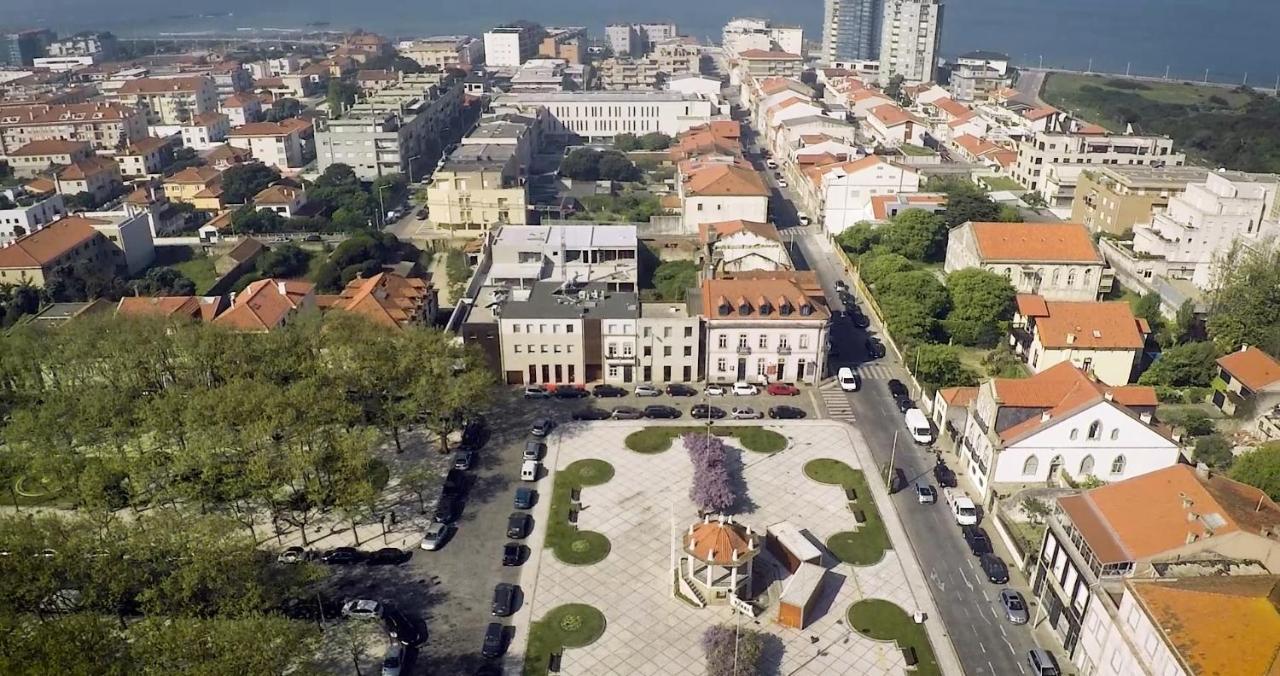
[376,183,390,228]
[406,154,421,183]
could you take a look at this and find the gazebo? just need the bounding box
[681,515,762,605]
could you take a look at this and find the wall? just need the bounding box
[682,195,768,229]
[1029,342,1138,387]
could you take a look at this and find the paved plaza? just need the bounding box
[508,420,958,675]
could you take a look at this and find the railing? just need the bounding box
[736,345,751,356]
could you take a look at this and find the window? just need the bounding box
[684,346,692,357]
[799,335,809,349]
[514,345,522,353]
[553,345,561,353]
[1087,420,1102,440]
[779,336,790,349]
[663,327,672,338]
[737,334,748,348]
[1067,269,1077,286]
[608,365,618,378]
[1069,428,1079,440]
[758,335,768,348]
[684,326,693,338]
[1110,455,1126,474]
[716,358,727,372]
[513,324,521,333]
[566,325,574,333]
[756,361,768,376]
[623,344,633,357]
[717,335,728,349]
[663,346,672,357]
[540,345,548,353]
[1022,455,1039,476]
[643,346,652,357]
[1079,455,1095,476]
[1110,428,1119,440]
[642,327,651,337]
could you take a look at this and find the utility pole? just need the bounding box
[1125,62,1130,77]
[1204,68,1210,84]
[1164,65,1170,80]
[1086,57,1092,74]
[1243,72,1248,87]
[886,431,899,486]
[1038,54,1043,69]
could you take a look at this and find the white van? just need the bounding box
[945,488,978,526]
[837,367,860,392]
[520,460,540,481]
[904,408,933,445]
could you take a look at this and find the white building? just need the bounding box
[701,272,831,385]
[956,362,1178,502]
[944,221,1110,301]
[180,112,230,151]
[399,36,484,71]
[865,103,927,147]
[878,0,943,85]
[227,119,312,173]
[1014,127,1185,209]
[487,224,638,292]
[31,55,94,72]
[0,189,66,246]
[722,18,804,58]
[490,91,716,141]
[802,156,920,235]
[252,184,307,219]
[638,302,702,383]
[109,76,219,126]
[699,219,792,275]
[1012,295,1148,387]
[220,92,262,127]
[484,26,537,68]
[679,162,771,231]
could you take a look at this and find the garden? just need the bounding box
[545,459,616,565]
[804,459,891,565]
[523,604,607,676]
[847,599,940,676]
[624,426,787,455]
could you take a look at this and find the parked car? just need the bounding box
[592,384,627,398]
[441,469,466,497]
[1027,648,1060,676]
[553,386,589,399]
[963,526,993,556]
[482,623,506,658]
[666,384,697,397]
[460,417,486,451]
[933,461,958,488]
[453,449,476,470]
[766,382,800,396]
[643,405,681,419]
[730,406,763,420]
[415,208,429,220]
[865,337,886,359]
[777,179,789,188]
[381,642,405,676]
[610,406,644,420]
[530,418,554,437]
[421,522,450,551]
[634,384,662,397]
[887,467,908,494]
[887,379,909,400]
[342,599,383,619]
[520,460,539,482]
[732,382,759,396]
[835,280,849,293]
[523,440,544,461]
[704,383,727,396]
[691,404,727,420]
[980,553,1009,584]
[514,487,536,510]
[1000,590,1029,625]
[366,547,409,566]
[491,583,517,617]
[321,547,363,565]
[277,546,307,564]
[506,513,531,539]
[502,542,524,566]
[895,397,915,414]
[798,214,811,226]
[383,606,424,645]
[523,386,551,399]
[571,407,611,421]
[837,367,860,392]
[914,483,937,504]
[768,405,806,419]
[433,495,462,524]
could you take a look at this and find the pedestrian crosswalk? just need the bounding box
[853,363,897,380]
[818,382,856,421]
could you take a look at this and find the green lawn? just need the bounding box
[523,604,607,676]
[847,599,940,676]
[804,459,892,565]
[623,426,787,454]
[166,255,219,294]
[898,143,936,157]
[981,176,1024,192]
[545,459,615,565]
[1041,72,1255,134]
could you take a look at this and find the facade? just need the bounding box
[699,219,792,275]
[400,36,483,71]
[425,142,529,230]
[865,103,926,146]
[252,184,307,219]
[735,50,806,80]
[484,26,538,68]
[494,282,638,386]
[0,103,148,155]
[54,157,122,203]
[47,32,117,59]
[949,51,1012,102]
[597,42,701,91]
[0,215,121,286]
[956,362,1176,501]
[722,18,804,58]
[702,272,831,384]
[1014,128,1185,207]
[5,139,93,178]
[803,156,920,235]
[220,92,263,127]
[638,302,702,383]
[115,136,169,178]
[1,29,55,67]
[227,119,312,172]
[180,112,230,151]
[679,163,770,230]
[1012,295,1147,386]
[0,189,66,246]
[877,0,943,85]
[822,0,882,63]
[944,221,1109,301]
[162,166,222,207]
[605,24,642,58]
[1213,346,1280,423]
[77,207,156,274]
[538,27,585,65]
[1069,165,1210,235]
[491,91,715,140]
[110,76,219,126]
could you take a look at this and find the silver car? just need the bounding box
[381,642,404,676]
[1000,589,1029,624]
[421,522,449,551]
[634,384,661,397]
[730,406,763,420]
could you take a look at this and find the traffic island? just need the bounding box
[847,599,940,676]
[624,426,787,454]
[523,603,607,676]
[803,459,891,565]
[546,459,615,565]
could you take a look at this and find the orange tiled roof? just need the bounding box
[228,118,309,137]
[1015,293,1049,317]
[0,103,137,127]
[930,97,970,119]
[1023,105,1059,121]
[1029,299,1146,350]
[116,295,226,321]
[968,221,1102,263]
[188,111,227,127]
[698,220,781,245]
[684,164,768,197]
[9,139,90,156]
[993,363,1158,442]
[332,272,433,329]
[683,520,758,565]
[0,216,103,269]
[213,278,314,331]
[221,92,258,107]
[24,176,56,194]
[167,166,222,185]
[869,103,916,127]
[252,184,303,205]
[117,76,209,94]
[702,274,828,321]
[124,136,169,155]
[938,386,979,408]
[869,193,946,220]
[804,155,900,188]
[56,156,117,180]
[738,49,802,60]
[1217,346,1280,392]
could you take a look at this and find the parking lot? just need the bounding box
[525,382,823,423]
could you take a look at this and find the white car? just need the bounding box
[765,159,778,169]
[421,522,449,551]
[838,367,861,392]
[634,384,662,397]
[798,214,811,226]
[777,179,788,188]
[342,599,384,619]
[730,406,763,420]
[732,382,759,396]
[704,383,727,396]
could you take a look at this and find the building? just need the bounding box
[205,143,253,172]
[0,188,66,246]
[484,26,540,68]
[510,59,586,93]
[110,76,219,126]
[5,139,93,178]
[0,103,148,155]
[252,184,307,219]
[538,27,585,65]
[638,301,702,383]
[865,103,927,146]
[0,215,121,286]
[162,165,223,207]
[723,18,804,58]
[735,50,805,81]
[822,0,882,63]
[75,207,156,274]
[1014,127,1185,207]
[329,272,437,329]
[220,92,263,127]
[399,36,484,71]
[802,156,920,235]
[53,157,121,203]
[213,278,316,332]
[180,112,230,150]
[486,224,638,292]
[114,136,169,179]
[1213,346,1280,422]
[679,163,770,230]
[490,91,716,141]
[1070,165,1209,236]
[227,118,312,172]
[116,295,227,322]
[956,362,1177,501]
[46,32,118,59]
[944,221,1109,301]
[426,141,529,230]
[1,29,55,67]
[1012,295,1148,386]
[596,42,701,91]
[950,50,1012,102]
[1031,464,1280,669]
[606,22,679,57]
[31,55,95,72]
[702,272,831,384]
[877,0,943,85]
[699,219,792,275]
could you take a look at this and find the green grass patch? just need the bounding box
[523,604,606,676]
[545,459,614,565]
[623,426,787,455]
[805,459,892,565]
[898,143,936,157]
[166,255,219,294]
[981,176,1023,192]
[7,476,76,509]
[847,599,940,676]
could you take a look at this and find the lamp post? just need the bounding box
[406,154,421,183]
[376,183,389,228]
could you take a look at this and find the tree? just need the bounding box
[684,435,734,515]
[445,248,471,301]
[613,133,640,152]
[229,206,286,234]
[128,267,196,296]
[945,268,1017,347]
[597,151,641,182]
[942,190,1004,227]
[326,78,358,117]
[835,222,880,256]
[1131,292,1168,344]
[256,243,310,278]
[858,252,917,287]
[1170,299,1200,345]
[1193,433,1234,470]
[220,163,280,205]
[559,148,602,181]
[880,208,949,262]
[883,74,905,101]
[1230,442,1280,501]
[878,270,950,320]
[653,260,698,301]
[264,98,301,122]
[1207,240,1280,355]
[63,191,98,210]
[912,344,980,388]
[1137,341,1219,387]
[703,624,765,676]
[639,132,672,151]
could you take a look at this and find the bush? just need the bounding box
[1193,434,1234,470]
[652,260,697,301]
[1138,342,1219,387]
[858,252,917,287]
[836,222,881,256]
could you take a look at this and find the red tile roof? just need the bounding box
[968,222,1102,263]
[684,164,768,197]
[993,363,1158,442]
[1023,297,1147,350]
[332,272,434,329]
[1217,346,1280,392]
[9,139,90,156]
[117,76,210,94]
[869,103,916,127]
[931,97,970,119]
[116,296,226,321]
[0,216,103,269]
[56,156,117,180]
[702,274,828,321]
[213,278,314,331]
[698,220,781,245]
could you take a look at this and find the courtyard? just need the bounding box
[507,420,955,675]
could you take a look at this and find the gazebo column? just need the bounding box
[730,564,739,595]
[705,562,713,588]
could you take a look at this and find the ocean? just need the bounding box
[11,0,1279,84]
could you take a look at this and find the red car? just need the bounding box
[766,382,801,396]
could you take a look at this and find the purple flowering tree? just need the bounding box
[684,433,735,514]
[702,624,765,676]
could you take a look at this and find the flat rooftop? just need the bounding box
[1099,165,1211,187]
[494,91,704,103]
[500,281,639,320]
[467,122,529,141]
[442,143,517,170]
[495,224,637,250]
[640,301,694,319]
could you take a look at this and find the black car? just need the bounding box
[962,526,993,556]
[933,461,958,488]
[592,384,627,398]
[865,338,886,359]
[366,547,409,566]
[383,606,424,645]
[506,512,531,539]
[553,386,589,399]
[502,542,523,566]
[835,280,849,293]
[643,405,681,419]
[434,495,462,524]
[571,407,611,421]
[768,405,806,419]
[887,379,910,400]
[460,418,486,451]
[514,487,536,510]
[491,583,517,617]
[482,623,506,658]
[666,384,697,397]
[896,397,915,414]
[320,547,362,565]
[691,404,727,420]
[980,553,1009,584]
[851,312,871,329]
[441,469,467,497]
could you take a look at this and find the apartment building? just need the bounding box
[399,36,484,71]
[1014,127,1185,207]
[1011,295,1147,386]
[491,91,716,141]
[679,162,770,230]
[878,0,943,85]
[538,27,585,65]
[1,29,55,67]
[950,50,1012,102]
[0,215,122,286]
[510,59,587,93]
[0,188,65,246]
[638,302,702,383]
[1070,165,1210,236]
[487,224,638,292]
[227,118,312,172]
[5,138,92,178]
[699,219,792,275]
[484,26,540,68]
[0,103,147,155]
[735,50,805,80]
[110,76,218,126]
[955,363,1176,501]
[219,92,263,127]
[801,156,920,235]
[54,157,121,202]
[702,272,831,385]
[723,18,804,58]
[597,42,701,90]
[1031,464,1280,670]
[945,221,1109,301]
[180,112,230,151]
[114,136,168,178]
[822,0,882,63]
[427,142,529,230]
[46,32,118,60]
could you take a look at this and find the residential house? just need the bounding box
[1012,294,1148,386]
[219,92,262,126]
[111,76,219,126]
[115,295,228,322]
[0,215,122,286]
[679,163,770,231]
[0,188,66,245]
[78,207,156,274]
[5,139,92,178]
[180,112,230,150]
[637,301,702,383]
[867,193,947,222]
[699,219,792,275]
[1213,346,1280,424]
[866,104,927,147]
[252,184,307,219]
[54,157,121,203]
[328,272,437,329]
[214,236,265,276]
[205,143,252,171]
[944,221,1109,301]
[227,118,312,172]
[213,278,316,331]
[0,102,147,155]
[1070,165,1211,236]
[950,51,1013,102]
[803,156,920,235]
[956,362,1177,501]
[162,165,223,209]
[114,136,169,178]
[952,134,1015,171]
[702,271,830,384]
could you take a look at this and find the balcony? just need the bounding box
[776,345,791,355]
[736,345,751,356]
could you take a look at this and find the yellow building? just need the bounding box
[163,166,224,210]
[1071,165,1210,236]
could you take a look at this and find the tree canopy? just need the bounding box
[1230,442,1280,501]
[911,344,980,389]
[945,268,1017,347]
[220,163,280,205]
[652,260,698,301]
[1137,341,1219,387]
[1206,240,1280,355]
[879,209,949,262]
[559,148,641,182]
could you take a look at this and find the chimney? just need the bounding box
[276,280,288,295]
[1194,463,1211,480]
[1040,411,1052,423]
[1066,333,1076,345]
[1139,411,1153,424]
[1104,391,1114,401]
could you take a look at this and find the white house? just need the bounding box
[490,91,716,141]
[956,362,1179,502]
[1012,294,1148,386]
[699,219,792,275]
[679,163,770,231]
[0,189,66,246]
[252,184,307,219]
[227,118,312,172]
[180,112,230,151]
[701,272,830,385]
[944,221,1109,301]
[220,92,263,126]
[865,104,927,147]
[637,302,702,384]
[802,156,920,235]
